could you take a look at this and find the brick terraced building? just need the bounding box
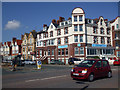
[21,30,37,60]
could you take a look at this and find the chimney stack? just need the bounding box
[52,19,56,24]
[57,20,60,25]
[12,37,16,41]
[21,35,24,40]
[43,24,47,27]
[68,17,71,20]
[59,17,65,22]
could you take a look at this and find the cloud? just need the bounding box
[4,20,21,30]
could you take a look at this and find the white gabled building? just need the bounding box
[36,7,116,64]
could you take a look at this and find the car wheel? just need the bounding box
[107,71,112,78]
[88,74,94,82]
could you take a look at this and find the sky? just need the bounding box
[2,2,118,42]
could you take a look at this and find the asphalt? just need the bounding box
[2,64,120,89]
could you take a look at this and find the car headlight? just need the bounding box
[82,69,87,73]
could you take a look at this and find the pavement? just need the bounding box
[2,64,120,89]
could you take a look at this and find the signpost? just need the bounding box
[37,60,42,69]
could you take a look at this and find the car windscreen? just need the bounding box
[77,60,96,68]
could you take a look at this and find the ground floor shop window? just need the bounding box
[87,48,114,55]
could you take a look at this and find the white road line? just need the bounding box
[25,75,67,83]
[111,69,118,71]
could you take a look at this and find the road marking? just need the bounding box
[111,69,118,71]
[25,75,67,82]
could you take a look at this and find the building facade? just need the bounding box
[110,17,120,59]
[0,42,4,56]
[36,7,117,64]
[3,41,12,56]
[21,30,37,60]
[10,38,22,56]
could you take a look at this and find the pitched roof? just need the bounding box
[7,42,11,47]
[0,42,3,48]
[25,33,29,37]
[52,23,59,28]
[31,30,37,38]
[37,30,45,34]
[16,40,22,45]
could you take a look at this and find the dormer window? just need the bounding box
[51,25,53,29]
[89,19,91,23]
[44,27,47,30]
[61,22,64,26]
[65,21,68,25]
[100,19,103,25]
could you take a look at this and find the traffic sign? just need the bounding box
[37,60,42,69]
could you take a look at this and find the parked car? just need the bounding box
[71,59,112,82]
[24,60,36,65]
[108,57,117,65]
[50,60,65,65]
[17,60,25,66]
[68,58,82,65]
[113,59,120,66]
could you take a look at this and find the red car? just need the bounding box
[71,59,112,82]
[113,60,120,66]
